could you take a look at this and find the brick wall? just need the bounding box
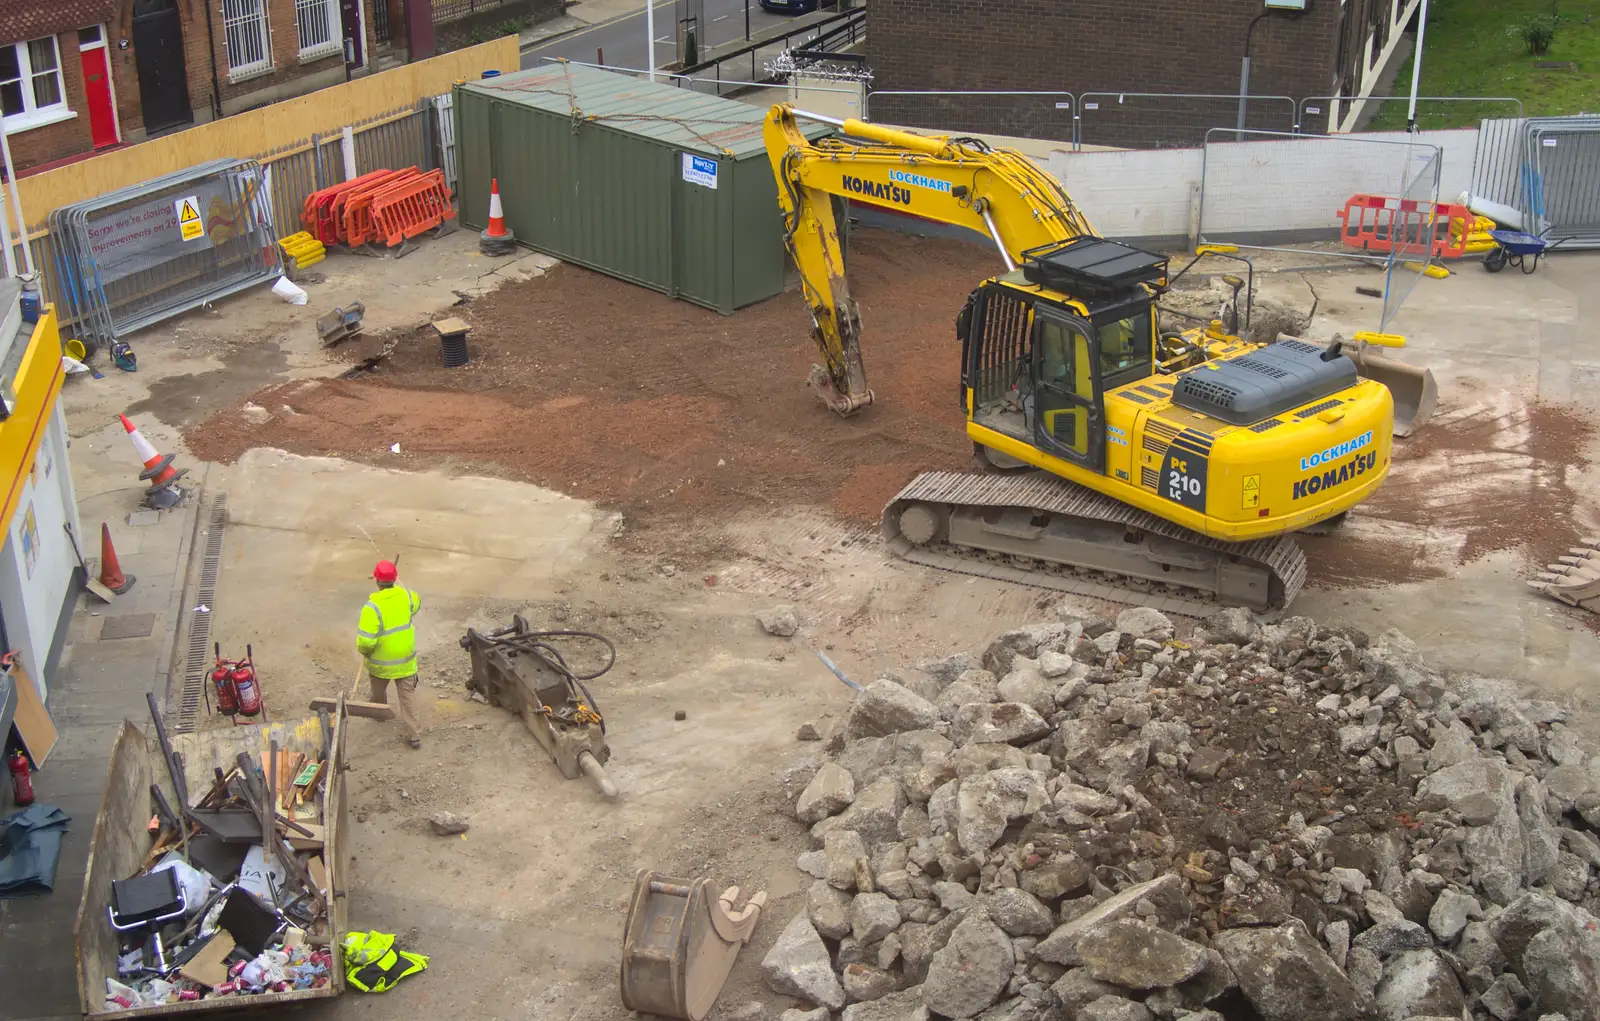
[6,32,97,171]
[867,0,1344,148]
[432,0,561,53]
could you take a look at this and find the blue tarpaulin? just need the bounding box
[0,804,71,896]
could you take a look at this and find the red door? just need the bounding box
[78,29,118,149]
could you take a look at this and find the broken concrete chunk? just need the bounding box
[1517,775,1562,885]
[1035,875,1188,964]
[1373,948,1465,1021]
[849,680,941,738]
[761,913,846,1010]
[852,892,901,944]
[825,830,871,891]
[1114,607,1172,640]
[1214,921,1377,1021]
[1076,995,1153,1021]
[840,986,929,1021]
[982,623,1067,676]
[951,702,1052,747]
[1202,606,1260,645]
[808,880,853,940]
[428,811,469,835]
[918,651,980,689]
[841,963,898,1004]
[1427,888,1481,942]
[797,762,857,824]
[1353,918,1432,957]
[955,767,1047,854]
[1019,853,1092,904]
[997,658,1058,716]
[758,606,800,637]
[1075,918,1207,989]
[815,776,906,847]
[921,911,1015,1019]
[1417,758,1505,826]
[984,887,1056,937]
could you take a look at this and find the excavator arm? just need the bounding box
[762,104,1096,417]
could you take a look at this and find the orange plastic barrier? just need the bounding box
[369,169,457,247]
[1338,194,1483,260]
[301,169,398,245]
[341,168,421,247]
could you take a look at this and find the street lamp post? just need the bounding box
[1405,0,1431,131]
[647,0,657,80]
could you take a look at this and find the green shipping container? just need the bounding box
[454,64,831,315]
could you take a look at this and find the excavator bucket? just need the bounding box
[620,871,767,1021]
[1345,348,1438,438]
[1280,334,1438,438]
[1528,538,1600,612]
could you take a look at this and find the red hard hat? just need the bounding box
[373,560,398,583]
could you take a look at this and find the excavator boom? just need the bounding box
[762,106,1093,416]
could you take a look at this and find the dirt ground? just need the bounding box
[58,224,1600,1020]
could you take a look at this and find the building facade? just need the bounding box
[865,0,1425,147]
[3,0,391,175]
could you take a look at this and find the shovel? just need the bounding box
[1282,332,1438,438]
[63,522,118,603]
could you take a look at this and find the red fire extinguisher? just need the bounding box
[9,750,35,808]
[210,643,239,715]
[231,645,262,717]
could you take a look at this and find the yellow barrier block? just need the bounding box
[280,231,327,274]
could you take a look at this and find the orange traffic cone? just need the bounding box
[479,177,516,255]
[99,523,135,594]
[119,414,187,508]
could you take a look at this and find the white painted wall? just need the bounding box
[0,405,81,699]
[1043,128,1479,243]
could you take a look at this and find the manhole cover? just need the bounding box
[101,613,157,641]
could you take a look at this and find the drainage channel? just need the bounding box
[173,494,228,735]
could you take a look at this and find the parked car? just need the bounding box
[759,0,819,12]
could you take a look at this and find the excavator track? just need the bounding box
[883,471,1307,615]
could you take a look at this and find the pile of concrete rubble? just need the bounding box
[760,605,1600,1021]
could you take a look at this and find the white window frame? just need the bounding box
[0,35,74,133]
[222,0,275,81]
[294,0,343,61]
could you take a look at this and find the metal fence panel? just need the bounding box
[352,104,432,178]
[1382,147,1443,331]
[1296,95,1523,135]
[1527,121,1600,247]
[47,159,283,352]
[1077,93,1295,150]
[1200,129,1441,259]
[434,93,458,192]
[864,91,1073,143]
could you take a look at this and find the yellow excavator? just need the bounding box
[762,105,1430,613]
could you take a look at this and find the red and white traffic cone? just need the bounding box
[479,177,516,255]
[99,522,135,594]
[119,414,188,508]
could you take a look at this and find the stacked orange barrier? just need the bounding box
[297,167,456,249]
[1338,194,1488,260]
[370,170,457,247]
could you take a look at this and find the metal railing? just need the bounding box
[536,57,861,107]
[864,91,1073,144]
[1075,92,1295,151]
[1296,95,1524,135]
[432,0,512,24]
[676,7,863,84]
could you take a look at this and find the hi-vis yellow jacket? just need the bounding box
[356,585,421,679]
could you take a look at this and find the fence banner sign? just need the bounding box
[83,179,240,284]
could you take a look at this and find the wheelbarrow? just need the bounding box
[1482,229,1570,274]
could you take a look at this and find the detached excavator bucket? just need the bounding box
[620,871,768,1021]
[1529,538,1600,612]
[1279,334,1438,438]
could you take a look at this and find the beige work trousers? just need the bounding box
[369,674,421,743]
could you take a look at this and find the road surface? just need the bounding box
[520,0,809,75]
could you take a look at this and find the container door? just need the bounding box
[78,27,119,149]
[673,150,727,311]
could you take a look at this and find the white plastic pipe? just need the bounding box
[1406,0,1430,130]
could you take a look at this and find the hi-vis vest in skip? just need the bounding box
[342,930,428,993]
[356,585,421,679]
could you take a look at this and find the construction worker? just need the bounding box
[357,560,424,748]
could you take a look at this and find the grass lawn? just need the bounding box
[1367,0,1600,129]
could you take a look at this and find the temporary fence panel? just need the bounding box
[46,159,282,352]
[1199,128,1442,257]
[351,102,434,179]
[1469,117,1528,225]
[1526,119,1600,248]
[434,93,458,192]
[1076,93,1295,151]
[1296,96,1523,135]
[1380,147,1443,332]
[864,91,1074,144]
